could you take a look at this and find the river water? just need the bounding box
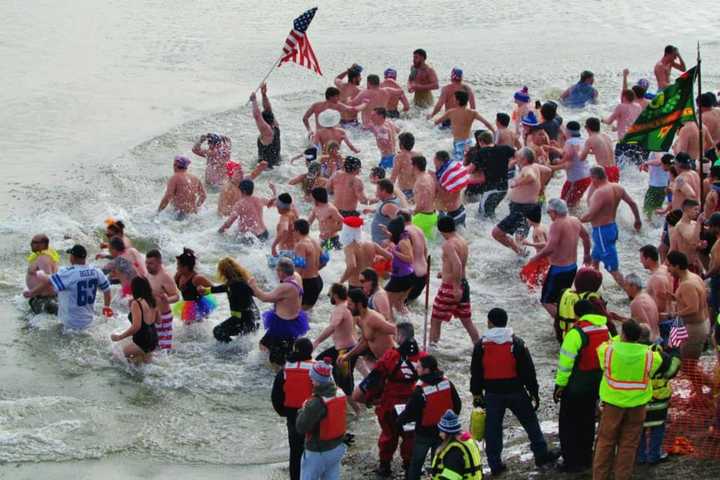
[1,1,719,478]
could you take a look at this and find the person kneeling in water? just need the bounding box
[200,257,260,343]
[250,257,310,366]
[111,277,159,364]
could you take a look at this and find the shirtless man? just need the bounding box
[699,92,720,144]
[272,193,298,257]
[367,108,398,169]
[494,113,522,148]
[411,155,438,239]
[427,68,476,124]
[249,258,309,366]
[614,273,661,341]
[670,153,701,210]
[528,198,591,318]
[380,68,410,118]
[293,219,324,311]
[430,215,478,345]
[102,237,147,296]
[349,75,404,128]
[666,250,709,387]
[407,48,439,108]
[217,161,266,216]
[312,283,359,397]
[218,179,276,244]
[192,133,231,189]
[492,148,548,255]
[669,199,703,273]
[335,64,363,127]
[308,187,344,251]
[603,89,642,142]
[145,249,179,351]
[340,288,397,367]
[302,87,352,134]
[654,45,686,90]
[433,90,494,161]
[327,156,368,217]
[314,110,360,154]
[674,119,714,161]
[705,213,720,321]
[580,117,618,182]
[433,151,468,227]
[338,217,388,288]
[639,244,673,320]
[398,210,429,303]
[391,132,419,201]
[579,167,642,287]
[158,156,206,217]
[25,234,59,314]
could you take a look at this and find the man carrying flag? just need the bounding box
[433,151,469,228]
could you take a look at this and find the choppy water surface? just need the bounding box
[1,0,719,475]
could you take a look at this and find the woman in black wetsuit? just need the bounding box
[251,83,281,169]
[200,257,260,343]
[110,277,158,363]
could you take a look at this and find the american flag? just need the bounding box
[668,318,688,348]
[279,8,322,75]
[436,159,469,193]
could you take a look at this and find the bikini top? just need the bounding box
[178,274,198,302]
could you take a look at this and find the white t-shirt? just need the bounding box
[50,264,111,330]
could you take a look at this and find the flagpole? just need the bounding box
[696,42,704,211]
[244,55,284,107]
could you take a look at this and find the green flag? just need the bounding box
[621,66,697,151]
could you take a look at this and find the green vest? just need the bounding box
[431,435,484,480]
[598,339,660,408]
[556,290,601,338]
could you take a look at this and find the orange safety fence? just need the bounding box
[663,355,720,459]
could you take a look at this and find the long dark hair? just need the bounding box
[176,248,197,271]
[387,217,406,244]
[131,276,156,308]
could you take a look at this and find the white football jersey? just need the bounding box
[50,265,111,330]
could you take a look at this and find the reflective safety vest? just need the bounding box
[575,318,609,372]
[599,340,658,408]
[419,378,454,427]
[482,341,517,380]
[431,434,484,480]
[557,289,601,337]
[283,361,314,409]
[316,390,347,441]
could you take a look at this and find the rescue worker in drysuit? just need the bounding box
[352,322,427,477]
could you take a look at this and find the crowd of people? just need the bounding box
[22,44,720,480]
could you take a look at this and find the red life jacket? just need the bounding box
[575,320,610,372]
[482,341,518,380]
[418,378,454,427]
[283,361,314,409]
[316,391,347,441]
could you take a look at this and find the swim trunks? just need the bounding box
[591,223,619,272]
[386,110,400,119]
[643,186,666,217]
[406,273,428,302]
[560,177,592,207]
[441,205,466,228]
[322,235,342,251]
[475,184,507,218]
[453,138,472,162]
[540,264,577,304]
[385,273,417,293]
[157,310,173,350]
[497,202,537,237]
[439,119,452,130]
[432,279,471,322]
[340,119,360,128]
[316,345,358,395]
[413,91,434,109]
[267,250,296,268]
[301,276,324,307]
[238,230,269,246]
[412,211,438,239]
[380,154,396,170]
[339,209,361,218]
[604,165,620,183]
[679,321,709,359]
[28,296,58,315]
[401,189,414,201]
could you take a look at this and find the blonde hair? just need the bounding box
[217,257,251,284]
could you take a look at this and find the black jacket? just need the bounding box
[397,370,462,438]
[470,334,539,397]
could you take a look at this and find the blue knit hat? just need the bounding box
[438,409,462,434]
[521,111,539,127]
[514,86,530,103]
[384,68,397,79]
[310,357,333,384]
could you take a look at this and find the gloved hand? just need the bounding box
[473,394,486,409]
[102,306,114,318]
[531,393,540,412]
[553,385,564,404]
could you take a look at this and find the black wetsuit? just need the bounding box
[129,301,158,353]
[258,126,281,168]
[211,280,260,342]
